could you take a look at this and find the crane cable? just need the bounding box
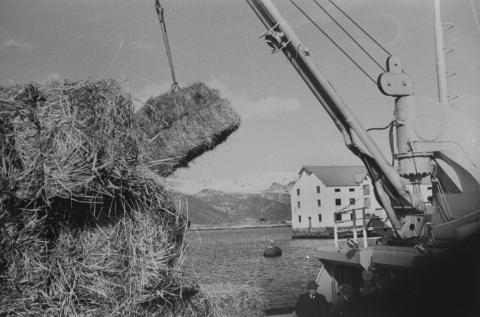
[313,0,387,71]
[155,0,179,91]
[327,0,392,58]
[288,0,377,84]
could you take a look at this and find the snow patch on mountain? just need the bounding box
[165,172,298,194]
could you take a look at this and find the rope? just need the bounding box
[432,176,454,221]
[366,121,396,166]
[313,0,385,71]
[288,0,377,85]
[366,121,394,132]
[328,0,392,57]
[155,0,179,90]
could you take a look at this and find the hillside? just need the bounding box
[181,195,231,225]
[192,189,290,223]
[166,172,297,194]
[260,181,293,204]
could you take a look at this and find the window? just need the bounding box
[349,198,355,205]
[349,188,355,192]
[334,188,341,192]
[335,213,342,221]
[296,188,300,196]
[298,215,302,223]
[317,199,321,207]
[427,186,432,190]
[363,184,370,195]
[316,186,320,193]
[364,197,371,208]
[318,214,322,222]
[335,198,341,206]
[297,201,301,208]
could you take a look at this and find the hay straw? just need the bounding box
[136,82,240,176]
[0,78,241,316]
[173,282,265,317]
[1,211,187,316]
[0,79,190,316]
[0,79,143,225]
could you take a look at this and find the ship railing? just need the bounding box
[333,207,369,249]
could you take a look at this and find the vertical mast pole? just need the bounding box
[433,0,449,104]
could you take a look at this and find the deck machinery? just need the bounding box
[247,0,480,311]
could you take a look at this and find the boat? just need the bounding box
[264,240,283,257]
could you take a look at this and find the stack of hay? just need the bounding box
[0,79,238,316]
[136,83,240,176]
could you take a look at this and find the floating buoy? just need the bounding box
[263,240,282,257]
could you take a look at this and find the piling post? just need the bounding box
[352,209,357,242]
[362,207,368,248]
[334,213,339,248]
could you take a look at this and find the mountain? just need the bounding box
[169,178,297,225]
[174,194,231,225]
[192,188,291,223]
[166,172,297,194]
[260,181,294,204]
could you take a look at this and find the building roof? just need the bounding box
[299,165,368,187]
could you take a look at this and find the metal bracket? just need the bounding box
[259,23,291,54]
[377,56,414,96]
[442,22,455,31]
[443,46,457,54]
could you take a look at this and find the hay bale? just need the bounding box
[0,79,189,316]
[136,82,240,176]
[0,79,240,316]
[0,211,187,316]
[175,283,265,317]
[0,79,143,227]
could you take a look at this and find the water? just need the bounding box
[181,227,335,310]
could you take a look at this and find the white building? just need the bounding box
[290,166,376,236]
[290,165,432,237]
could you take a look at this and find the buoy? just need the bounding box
[263,240,282,257]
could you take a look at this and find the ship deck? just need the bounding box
[315,243,441,269]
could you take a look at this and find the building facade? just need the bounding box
[290,165,433,237]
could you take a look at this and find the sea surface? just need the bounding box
[181,226,334,310]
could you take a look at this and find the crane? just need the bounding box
[246,0,480,243]
[246,0,480,309]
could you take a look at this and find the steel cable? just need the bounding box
[155,0,179,90]
[288,0,377,84]
[313,0,386,71]
[328,0,392,57]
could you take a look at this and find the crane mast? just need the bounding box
[433,0,449,104]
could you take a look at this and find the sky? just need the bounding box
[1,0,479,185]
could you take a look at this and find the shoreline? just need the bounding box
[188,223,291,231]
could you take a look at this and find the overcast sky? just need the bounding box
[1,0,479,181]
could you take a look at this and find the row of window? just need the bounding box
[297,213,359,223]
[296,185,370,196]
[298,215,322,223]
[296,197,358,208]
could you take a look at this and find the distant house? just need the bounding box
[290,165,432,237]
